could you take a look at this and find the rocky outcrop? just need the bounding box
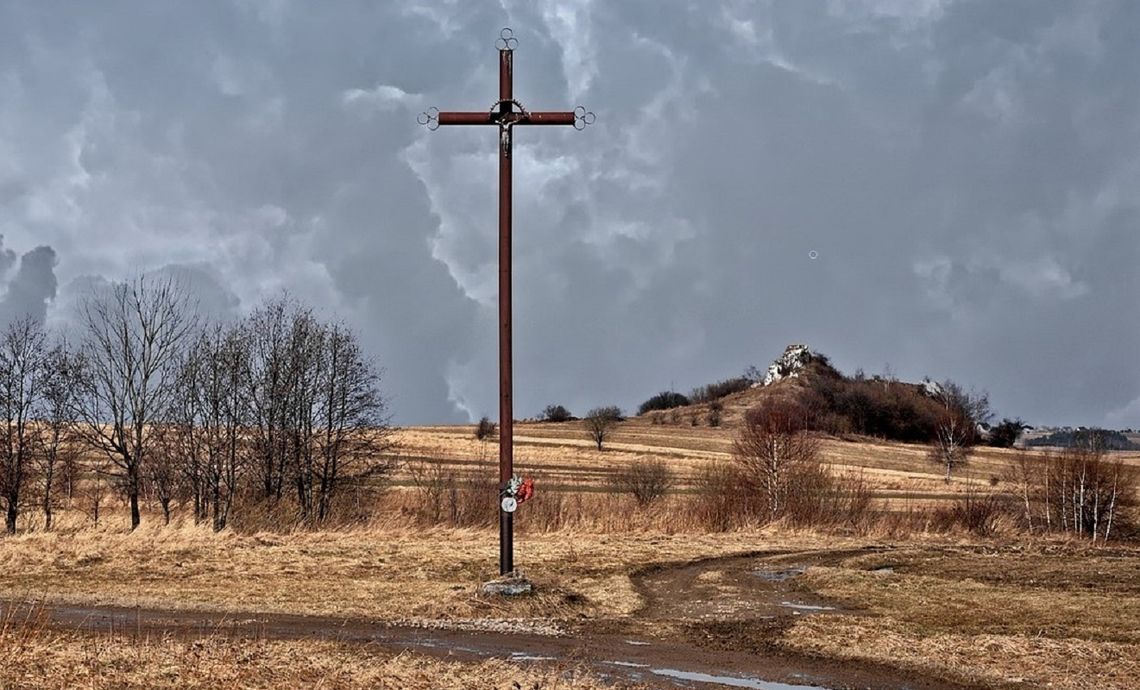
[760,344,818,386]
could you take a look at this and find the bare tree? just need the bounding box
[33,341,83,530]
[241,298,392,524]
[195,325,249,530]
[310,323,392,523]
[928,410,975,482]
[928,380,990,482]
[1005,449,1037,534]
[1043,444,1134,542]
[584,406,622,451]
[82,461,113,526]
[733,400,822,522]
[160,348,208,524]
[72,276,196,529]
[0,318,48,534]
[146,438,181,525]
[157,322,252,530]
[244,297,303,503]
[282,307,324,522]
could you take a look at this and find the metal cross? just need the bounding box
[419,28,594,576]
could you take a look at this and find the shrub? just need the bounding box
[609,458,674,506]
[934,484,1006,536]
[988,418,1026,448]
[637,391,690,416]
[540,404,573,423]
[690,376,752,404]
[474,416,497,440]
[707,400,723,427]
[406,460,497,528]
[808,375,945,442]
[685,462,745,531]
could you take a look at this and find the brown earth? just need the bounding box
[3,547,978,690]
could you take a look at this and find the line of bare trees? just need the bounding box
[0,276,391,535]
[1006,444,1135,542]
[0,320,84,533]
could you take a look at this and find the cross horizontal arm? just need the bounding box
[435,111,577,126]
[437,112,495,126]
[521,111,576,125]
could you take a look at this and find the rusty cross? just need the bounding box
[419,28,594,575]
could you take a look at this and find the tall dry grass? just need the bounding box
[7,465,1128,544]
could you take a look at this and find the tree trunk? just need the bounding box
[5,495,16,534]
[212,479,223,532]
[43,461,54,530]
[129,490,141,530]
[1021,474,1032,534]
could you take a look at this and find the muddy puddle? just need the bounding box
[602,663,827,689]
[752,568,805,583]
[635,551,843,622]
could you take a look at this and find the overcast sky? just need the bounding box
[0,1,1137,428]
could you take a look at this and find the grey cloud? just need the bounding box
[0,244,57,326]
[0,1,1136,428]
[147,263,243,323]
[0,239,17,278]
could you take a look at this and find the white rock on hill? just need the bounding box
[759,344,817,387]
[921,378,943,397]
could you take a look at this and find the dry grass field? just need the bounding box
[0,627,628,690]
[1,420,1138,689]
[394,420,1140,506]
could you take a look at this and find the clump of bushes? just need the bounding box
[803,376,946,442]
[609,458,674,506]
[933,484,1004,536]
[707,400,723,427]
[637,391,690,415]
[406,460,498,528]
[474,416,497,440]
[686,399,872,531]
[988,418,1026,448]
[690,376,752,404]
[539,404,574,422]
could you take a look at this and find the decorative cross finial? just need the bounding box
[495,27,519,51]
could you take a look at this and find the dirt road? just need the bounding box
[3,549,977,690]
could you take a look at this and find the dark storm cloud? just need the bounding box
[0,1,1136,427]
[0,243,57,326]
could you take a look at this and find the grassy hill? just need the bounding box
[394,420,1140,511]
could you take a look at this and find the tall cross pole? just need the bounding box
[419,28,594,575]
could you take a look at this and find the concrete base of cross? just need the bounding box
[481,571,534,596]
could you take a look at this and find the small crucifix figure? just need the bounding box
[419,28,594,576]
